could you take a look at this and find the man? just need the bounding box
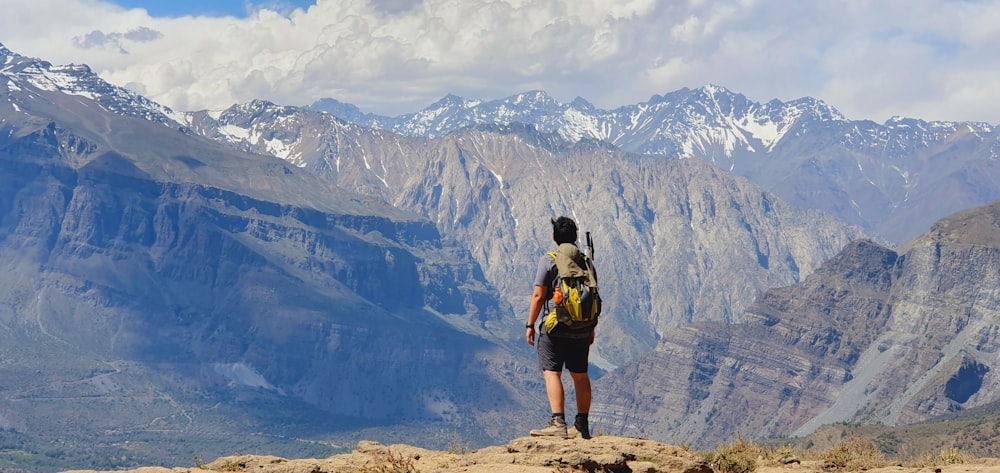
[525,216,597,439]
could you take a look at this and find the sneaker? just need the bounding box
[570,418,591,439]
[529,417,568,438]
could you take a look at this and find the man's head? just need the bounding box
[551,216,578,245]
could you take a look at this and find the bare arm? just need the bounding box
[526,285,547,346]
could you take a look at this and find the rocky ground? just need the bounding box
[62,435,1000,473]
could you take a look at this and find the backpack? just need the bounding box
[542,243,601,334]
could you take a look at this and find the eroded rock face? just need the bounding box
[0,79,538,459]
[592,200,1000,448]
[1,42,874,465]
[188,100,874,367]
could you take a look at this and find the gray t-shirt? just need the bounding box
[533,254,558,293]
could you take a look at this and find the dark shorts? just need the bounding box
[537,331,591,373]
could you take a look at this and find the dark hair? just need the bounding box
[551,216,578,245]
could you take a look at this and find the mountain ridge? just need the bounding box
[8,39,999,243]
[6,40,1000,469]
[308,86,1000,244]
[591,196,1000,448]
[1,43,548,471]
[180,96,873,367]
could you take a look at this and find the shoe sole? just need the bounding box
[529,430,569,438]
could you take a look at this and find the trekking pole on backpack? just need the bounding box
[586,231,595,261]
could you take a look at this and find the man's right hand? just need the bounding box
[526,326,536,346]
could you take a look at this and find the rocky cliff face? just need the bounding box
[0,43,878,369]
[0,56,542,468]
[186,102,873,368]
[592,199,1000,448]
[12,42,991,467]
[312,87,1000,244]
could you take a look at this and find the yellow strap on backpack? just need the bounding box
[543,310,560,333]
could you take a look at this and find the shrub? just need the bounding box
[910,448,966,468]
[821,437,887,470]
[701,434,764,473]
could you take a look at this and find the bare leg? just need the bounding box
[569,371,591,414]
[542,370,565,414]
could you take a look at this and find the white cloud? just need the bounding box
[1,0,999,123]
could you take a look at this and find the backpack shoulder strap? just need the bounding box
[546,252,561,277]
[581,254,599,289]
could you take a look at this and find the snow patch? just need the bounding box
[218,124,251,141]
[489,168,504,187]
[20,65,98,100]
[167,110,193,127]
[561,108,605,142]
[740,117,780,146]
[265,137,296,160]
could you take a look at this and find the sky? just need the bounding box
[99,0,320,18]
[1,0,999,124]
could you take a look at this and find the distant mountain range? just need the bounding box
[4,40,1000,470]
[312,88,1000,244]
[177,98,868,368]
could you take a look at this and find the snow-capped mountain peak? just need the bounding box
[307,84,857,162]
[1,41,183,127]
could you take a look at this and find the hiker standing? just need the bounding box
[525,216,600,439]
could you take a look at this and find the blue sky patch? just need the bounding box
[105,0,317,18]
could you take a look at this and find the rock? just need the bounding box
[777,454,802,465]
[63,436,712,473]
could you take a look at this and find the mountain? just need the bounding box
[27,41,1000,473]
[179,100,872,368]
[0,42,879,462]
[0,43,182,127]
[0,42,880,368]
[310,87,1000,244]
[0,44,541,471]
[591,197,1000,449]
